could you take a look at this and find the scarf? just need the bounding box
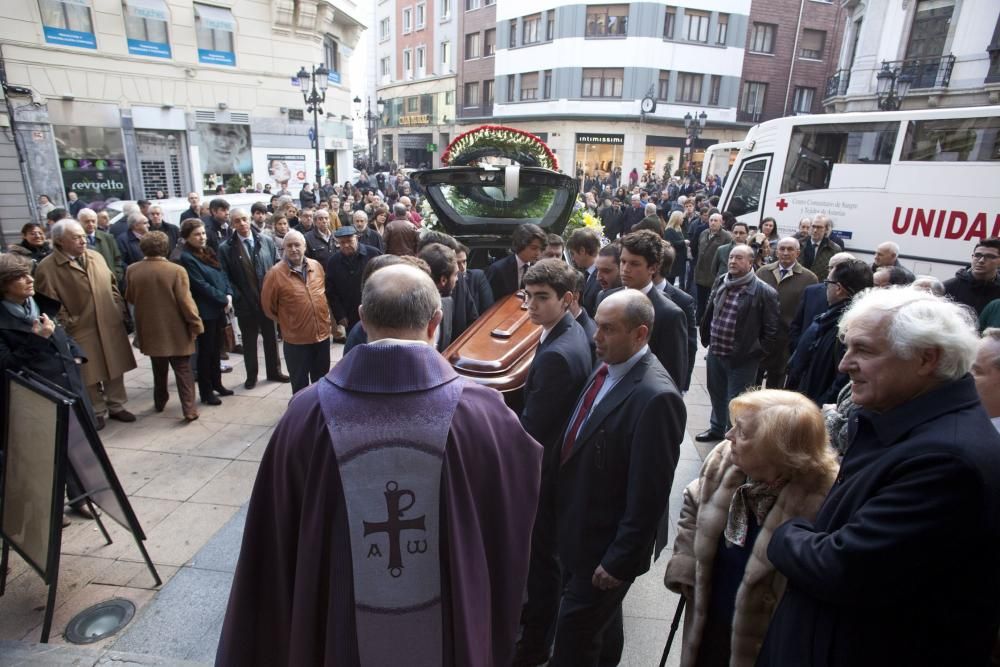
[191,245,221,268]
[2,296,40,325]
[724,476,787,547]
[712,269,755,313]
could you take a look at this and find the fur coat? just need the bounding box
[664,441,836,667]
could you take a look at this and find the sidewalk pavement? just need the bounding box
[0,341,717,666]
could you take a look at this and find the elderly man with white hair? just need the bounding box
[34,220,137,429]
[77,207,123,285]
[117,212,149,269]
[758,287,1000,667]
[872,240,915,282]
[973,328,1000,432]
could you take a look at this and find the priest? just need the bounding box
[217,263,543,667]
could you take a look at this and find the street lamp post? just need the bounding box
[354,95,385,173]
[296,64,329,185]
[682,110,708,178]
[875,61,913,111]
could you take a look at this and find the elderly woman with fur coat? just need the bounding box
[664,389,838,667]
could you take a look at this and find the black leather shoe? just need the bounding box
[511,643,549,667]
[109,409,137,423]
[95,416,106,431]
[214,386,235,396]
[244,378,257,389]
[267,373,290,383]
[201,395,222,406]
[695,430,724,442]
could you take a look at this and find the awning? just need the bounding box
[194,3,236,32]
[59,0,93,7]
[124,0,169,22]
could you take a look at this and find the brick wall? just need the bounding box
[457,3,496,117]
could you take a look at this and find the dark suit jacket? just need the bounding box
[581,266,600,317]
[201,216,230,252]
[450,273,479,340]
[148,222,180,252]
[485,253,520,303]
[788,282,829,352]
[555,352,685,580]
[116,231,143,268]
[325,244,382,328]
[520,313,593,453]
[758,376,1000,667]
[219,231,278,318]
[576,309,597,367]
[662,281,697,392]
[467,268,494,313]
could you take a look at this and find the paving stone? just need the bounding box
[130,455,230,502]
[137,503,239,568]
[187,505,247,574]
[188,423,268,459]
[188,460,260,507]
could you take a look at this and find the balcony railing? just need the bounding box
[825,69,851,98]
[885,54,957,90]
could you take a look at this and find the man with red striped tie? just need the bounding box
[549,288,686,667]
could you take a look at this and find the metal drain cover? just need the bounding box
[64,598,136,644]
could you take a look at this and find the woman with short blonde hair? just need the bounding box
[665,388,838,667]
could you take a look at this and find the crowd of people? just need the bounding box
[4,170,1000,666]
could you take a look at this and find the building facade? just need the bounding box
[738,0,845,122]
[0,0,364,240]
[823,0,1000,112]
[375,0,457,167]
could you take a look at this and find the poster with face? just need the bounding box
[197,122,252,191]
[251,149,308,198]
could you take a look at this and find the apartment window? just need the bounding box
[484,28,496,56]
[663,7,675,39]
[323,35,338,73]
[586,5,628,37]
[402,7,412,33]
[40,0,96,48]
[676,72,702,103]
[484,79,495,106]
[380,56,391,78]
[407,96,419,112]
[657,70,670,100]
[749,22,775,54]
[684,10,709,42]
[546,13,555,40]
[509,19,517,47]
[193,3,236,65]
[379,17,390,40]
[416,45,426,74]
[740,81,767,119]
[543,69,552,98]
[445,90,454,104]
[792,87,815,114]
[799,29,825,60]
[521,72,539,100]
[709,75,722,105]
[465,0,480,11]
[439,0,450,20]
[523,14,541,44]
[415,2,426,28]
[716,13,728,45]
[441,41,451,68]
[403,48,412,75]
[464,82,480,106]
[581,68,623,98]
[465,32,481,58]
[123,0,171,58]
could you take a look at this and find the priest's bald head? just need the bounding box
[359,264,444,344]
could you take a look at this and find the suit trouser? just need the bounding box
[695,283,712,323]
[237,311,282,381]
[196,319,224,398]
[757,341,790,389]
[283,340,330,394]
[519,474,561,655]
[549,570,631,667]
[707,352,760,434]
[151,356,197,417]
[86,374,128,418]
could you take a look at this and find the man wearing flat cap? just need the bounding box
[326,225,383,333]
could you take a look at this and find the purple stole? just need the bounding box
[318,342,464,666]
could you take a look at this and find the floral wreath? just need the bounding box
[441,125,558,171]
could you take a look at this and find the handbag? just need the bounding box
[222,312,237,353]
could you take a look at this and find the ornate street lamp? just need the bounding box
[682,110,708,177]
[354,95,386,173]
[875,61,913,111]
[296,64,329,184]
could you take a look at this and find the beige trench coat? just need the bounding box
[34,249,137,385]
[125,257,203,357]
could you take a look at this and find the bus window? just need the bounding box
[900,116,1000,162]
[725,157,767,217]
[780,122,897,193]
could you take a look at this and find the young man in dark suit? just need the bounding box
[485,223,546,302]
[570,271,597,367]
[654,240,697,393]
[515,259,595,666]
[567,228,601,317]
[550,289,685,666]
[455,242,494,317]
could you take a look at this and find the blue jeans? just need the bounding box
[706,352,760,435]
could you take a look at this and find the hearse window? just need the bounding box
[900,116,1000,162]
[725,158,766,217]
[781,122,897,193]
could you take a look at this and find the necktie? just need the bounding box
[75,255,85,268]
[87,235,95,247]
[244,238,253,255]
[779,267,788,280]
[561,364,610,464]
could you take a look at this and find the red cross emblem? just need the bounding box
[776,198,789,211]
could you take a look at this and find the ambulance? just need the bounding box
[717,106,1000,279]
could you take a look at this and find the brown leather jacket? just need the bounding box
[260,258,331,344]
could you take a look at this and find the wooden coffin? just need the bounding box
[442,291,541,410]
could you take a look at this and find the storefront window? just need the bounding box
[575,133,624,185]
[54,125,131,206]
[196,122,253,193]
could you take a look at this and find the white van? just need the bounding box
[718,106,1000,279]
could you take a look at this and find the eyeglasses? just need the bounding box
[824,279,855,295]
[972,252,1000,262]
